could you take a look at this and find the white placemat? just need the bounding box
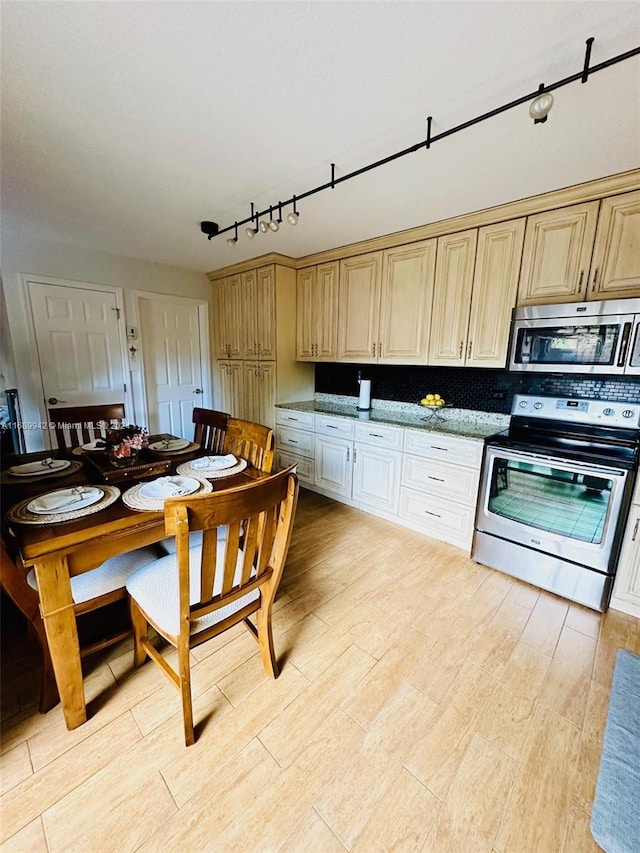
[5,486,121,525]
[176,457,247,479]
[122,477,212,512]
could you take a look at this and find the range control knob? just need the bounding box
[534,402,543,410]
[622,409,635,419]
[519,400,528,408]
[602,407,615,417]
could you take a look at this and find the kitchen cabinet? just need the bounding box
[212,274,243,360]
[610,477,640,618]
[466,219,525,367]
[241,267,276,359]
[587,190,640,299]
[337,241,436,364]
[215,360,245,419]
[353,422,403,514]
[275,408,315,486]
[428,229,478,365]
[314,434,354,499]
[516,201,600,305]
[296,262,339,360]
[243,361,276,429]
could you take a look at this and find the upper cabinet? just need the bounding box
[516,201,600,306]
[337,241,436,364]
[587,190,640,299]
[428,230,478,365]
[466,219,526,367]
[241,266,276,359]
[296,261,339,361]
[212,274,243,360]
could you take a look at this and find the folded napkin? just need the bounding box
[191,454,237,471]
[159,439,188,450]
[154,477,189,496]
[33,487,100,512]
[9,458,65,475]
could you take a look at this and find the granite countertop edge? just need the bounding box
[276,395,509,441]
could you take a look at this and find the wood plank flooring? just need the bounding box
[2,489,639,852]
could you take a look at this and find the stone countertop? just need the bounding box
[276,395,509,442]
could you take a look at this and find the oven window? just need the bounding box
[488,458,612,544]
[515,323,619,366]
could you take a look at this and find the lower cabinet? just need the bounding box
[216,360,277,429]
[275,407,483,553]
[610,495,640,617]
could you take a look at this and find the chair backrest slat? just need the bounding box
[192,408,228,453]
[49,404,126,449]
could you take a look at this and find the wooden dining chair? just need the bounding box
[192,407,228,453]
[223,416,275,473]
[49,403,126,450]
[1,537,164,713]
[126,466,299,745]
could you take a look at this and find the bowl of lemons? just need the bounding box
[419,393,450,420]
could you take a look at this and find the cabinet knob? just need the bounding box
[467,341,472,360]
[458,342,463,358]
[577,271,584,293]
[372,342,376,357]
[592,268,599,292]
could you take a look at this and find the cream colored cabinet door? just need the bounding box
[212,275,243,360]
[378,240,436,364]
[215,360,244,419]
[352,443,401,514]
[517,201,599,305]
[296,262,339,361]
[610,505,640,617]
[314,434,353,498]
[243,361,276,430]
[428,229,478,365]
[466,219,525,367]
[587,191,640,299]
[241,268,276,360]
[337,252,382,362]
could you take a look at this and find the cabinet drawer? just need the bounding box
[403,429,482,468]
[401,454,480,506]
[276,449,314,486]
[399,487,475,549]
[315,414,355,439]
[276,409,315,431]
[276,426,315,457]
[354,421,403,450]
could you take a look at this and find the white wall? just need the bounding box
[1,230,212,450]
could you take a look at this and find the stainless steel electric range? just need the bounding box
[472,394,640,612]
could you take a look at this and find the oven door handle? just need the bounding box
[486,446,626,477]
[617,322,632,367]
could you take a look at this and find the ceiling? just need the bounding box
[1,2,639,274]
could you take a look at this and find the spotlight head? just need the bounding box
[529,91,554,124]
[200,221,219,240]
[245,226,257,239]
[269,220,280,232]
[226,236,238,248]
[259,220,269,233]
[287,211,299,226]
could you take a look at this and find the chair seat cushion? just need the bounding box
[27,544,164,605]
[126,542,259,637]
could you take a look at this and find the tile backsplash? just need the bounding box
[314,363,640,414]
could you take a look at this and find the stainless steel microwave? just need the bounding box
[509,298,640,375]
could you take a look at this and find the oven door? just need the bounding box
[476,445,631,574]
[509,313,635,373]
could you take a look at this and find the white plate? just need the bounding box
[82,440,108,451]
[139,476,200,500]
[9,459,71,477]
[27,487,104,515]
[148,438,190,452]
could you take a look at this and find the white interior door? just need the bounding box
[28,282,127,414]
[138,297,207,438]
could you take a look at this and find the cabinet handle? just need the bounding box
[346,448,350,462]
[633,517,639,542]
[427,476,445,482]
[379,341,382,357]
[431,445,448,452]
[353,448,357,462]
[372,342,376,357]
[467,341,472,360]
[424,510,441,518]
[286,417,299,422]
[326,424,338,430]
[577,271,584,294]
[287,439,298,444]
[592,268,599,291]
[368,433,384,438]
[459,342,463,358]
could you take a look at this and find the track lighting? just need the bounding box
[286,196,299,226]
[226,222,239,247]
[199,37,639,248]
[529,86,554,124]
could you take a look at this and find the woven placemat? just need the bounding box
[5,485,121,526]
[147,440,201,456]
[121,477,212,512]
[176,458,247,479]
[1,460,84,485]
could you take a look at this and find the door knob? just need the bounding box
[48,397,67,404]
[194,388,203,394]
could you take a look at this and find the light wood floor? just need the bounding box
[2,489,639,852]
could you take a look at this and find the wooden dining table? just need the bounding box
[1,437,269,730]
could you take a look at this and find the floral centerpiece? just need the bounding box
[106,424,149,467]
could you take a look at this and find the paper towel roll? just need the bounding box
[358,379,371,410]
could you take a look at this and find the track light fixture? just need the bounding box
[199,37,639,247]
[226,222,239,247]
